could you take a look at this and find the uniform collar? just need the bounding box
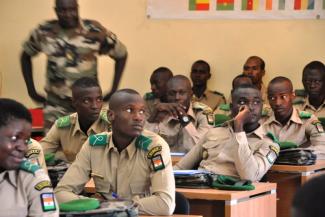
[0,170,17,188]
[107,133,138,159]
[302,96,325,112]
[193,88,210,101]
[226,121,264,139]
[72,114,104,136]
[265,108,302,126]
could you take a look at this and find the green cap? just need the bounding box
[214,114,231,126]
[211,175,255,191]
[279,141,298,150]
[59,198,100,212]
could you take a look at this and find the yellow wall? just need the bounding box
[1,0,325,108]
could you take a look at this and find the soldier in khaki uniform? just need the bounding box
[55,89,175,215]
[295,61,325,120]
[190,60,226,111]
[20,0,127,131]
[26,138,47,171]
[262,76,325,159]
[174,84,279,182]
[0,99,58,216]
[144,67,173,120]
[243,56,268,102]
[41,77,110,163]
[145,75,212,152]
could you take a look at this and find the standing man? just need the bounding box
[174,84,279,182]
[145,75,212,152]
[296,61,325,119]
[262,76,325,158]
[20,0,127,130]
[41,77,110,163]
[144,67,173,119]
[54,89,175,215]
[190,60,226,111]
[0,98,58,216]
[243,56,267,101]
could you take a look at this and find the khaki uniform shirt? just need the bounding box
[174,124,279,182]
[26,138,47,172]
[192,89,226,112]
[41,111,110,163]
[295,96,325,118]
[143,92,161,119]
[145,103,212,153]
[261,108,325,159]
[54,130,175,216]
[0,166,58,217]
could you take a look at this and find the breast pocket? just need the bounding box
[130,181,150,197]
[92,173,110,194]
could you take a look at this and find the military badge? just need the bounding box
[147,146,162,159]
[151,154,165,171]
[35,181,52,191]
[40,193,56,212]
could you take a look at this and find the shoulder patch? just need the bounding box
[89,134,109,146]
[266,132,280,144]
[144,92,155,100]
[40,193,56,212]
[56,115,71,128]
[312,120,324,133]
[219,104,230,111]
[135,135,152,151]
[99,110,108,122]
[25,148,41,158]
[147,146,162,159]
[151,154,165,171]
[35,180,52,191]
[19,160,40,174]
[299,111,312,119]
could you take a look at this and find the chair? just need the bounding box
[174,192,190,214]
[29,108,45,141]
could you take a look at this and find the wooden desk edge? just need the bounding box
[271,160,325,173]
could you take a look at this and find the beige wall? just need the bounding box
[0,0,325,108]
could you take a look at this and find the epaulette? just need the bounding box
[56,115,71,128]
[299,111,312,119]
[89,134,109,147]
[219,104,230,112]
[214,114,231,127]
[144,92,155,100]
[266,132,280,144]
[295,89,307,97]
[192,102,213,114]
[99,110,108,122]
[27,138,33,145]
[135,135,152,151]
[19,160,40,174]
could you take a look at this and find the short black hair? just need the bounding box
[108,88,141,110]
[152,67,173,76]
[191,60,210,73]
[232,74,252,89]
[0,98,32,128]
[246,56,265,70]
[268,76,293,92]
[71,77,100,90]
[292,174,325,217]
[302,61,325,78]
[231,84,260,99]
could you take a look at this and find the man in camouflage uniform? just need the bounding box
[41,77,110,163]
[55,89,175,215]
[261,76,325,159]
[145,75,212,152]
[190,60,226,112]
[0,99,58,216]
[20,0,127,131]
[295,61,325,122]
[174,84,279,182]
[144,67,173,120]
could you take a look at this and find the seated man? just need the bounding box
[41,77,110,163]
[54,89,175,215]
[26,138,47,171]
[262,76,325,158]
[0,98,58,216]
[243,56,267,102]
[145,75,212,152]
[145,67,173,120]
[174,84,279,182]
[190,60,226,112]
[295,61,325,120]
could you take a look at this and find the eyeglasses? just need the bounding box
[303,79,323,85]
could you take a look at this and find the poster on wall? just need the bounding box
[147,0,325,19]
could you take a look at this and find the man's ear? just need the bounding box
[107,110,115,122]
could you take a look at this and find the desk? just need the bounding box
[266,160,325,217]
[177,182,276,217]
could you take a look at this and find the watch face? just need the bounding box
[182,115,190,123]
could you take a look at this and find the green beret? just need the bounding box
[59,198,100,212]
[211,175,255,191]
[279,141,298,150]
